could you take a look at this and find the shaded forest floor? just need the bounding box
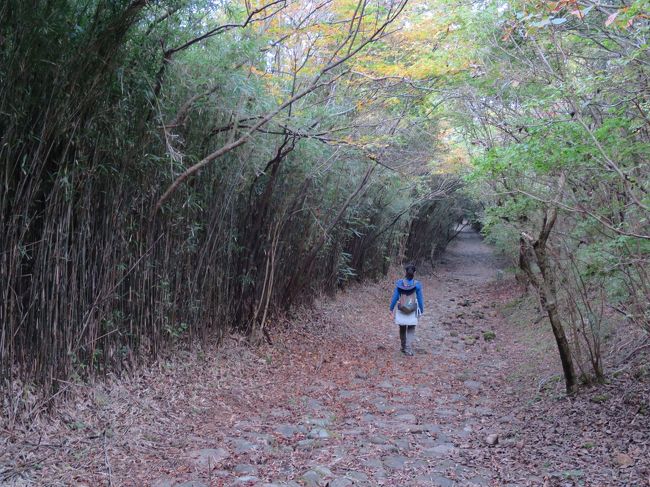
[2,229,649,486]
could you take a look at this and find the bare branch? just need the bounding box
[165,1,287,58]
[153,1,409,213]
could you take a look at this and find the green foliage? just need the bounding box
[457,0,650,384]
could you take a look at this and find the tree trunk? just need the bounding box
[519,209,578,395]
[534,261,579,394]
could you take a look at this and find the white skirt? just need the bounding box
[395,309,418,326]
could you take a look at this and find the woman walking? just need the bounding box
[389,264,424,356]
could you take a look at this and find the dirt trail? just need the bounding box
[3,227,513,487]
[10,228,646,486]
[132,226,514,487]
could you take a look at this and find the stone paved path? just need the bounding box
[5,227,648,487]
[150,228,511,487]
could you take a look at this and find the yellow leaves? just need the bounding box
[339,0,477,82]
[383,97,401,108]
[429,126,471,175]
[249,66,268,77]
[547,0,579,14]
[331,0,365,17]
[406,58,440,78]
[436,144,471,173]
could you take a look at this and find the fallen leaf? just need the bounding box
[614,452,634,468]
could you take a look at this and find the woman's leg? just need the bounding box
[399,325,407,352]
[405,325,416,355]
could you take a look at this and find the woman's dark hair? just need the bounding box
[404,263,416,280]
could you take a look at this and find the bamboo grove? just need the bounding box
[0,0,469,403]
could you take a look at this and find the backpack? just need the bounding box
[397,290,418,314]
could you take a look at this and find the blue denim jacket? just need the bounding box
[389,278,424,314]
